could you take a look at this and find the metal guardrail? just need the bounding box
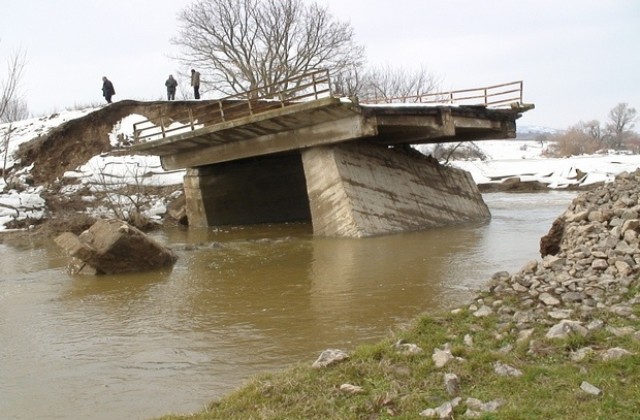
[133,69,332,142]
[360,80,524,108]
[133,74,524,142]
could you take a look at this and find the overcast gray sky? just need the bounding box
[1,0,638,129]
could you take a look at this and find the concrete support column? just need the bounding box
[301,142,490,237]
[183,154,311,227]
[183,167,210,228]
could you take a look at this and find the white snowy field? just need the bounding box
[1,108,639,231]
[440,141,640,188]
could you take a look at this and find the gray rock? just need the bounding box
[545,320,588,339]
[473,305,493,317]
[547,309,573,319]
[432,347,454,369]
[493,361,522,377]
[312,349,349,368]
[539,292,561,306]
[419,397,461,418]
[602,347,633,361]
[591,259,609,270]
[464,334,474,347]
[570,347,595,362]
[466,397,503,413]
[561,292,584,303]
[517,328,535,344]
[339,383,364,394]
[443,373,460,396]
[580,381,602,396]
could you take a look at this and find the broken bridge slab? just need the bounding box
[129,97,529,170]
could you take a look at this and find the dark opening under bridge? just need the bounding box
[130,70,533,237]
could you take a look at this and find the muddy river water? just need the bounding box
[0,192,576,419]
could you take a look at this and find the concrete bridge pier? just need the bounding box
[301,142,490,237]
[183,141,490,237]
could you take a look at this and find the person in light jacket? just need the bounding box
[191,69,200,99]
[101,76,115,104]
[165,75,178,100]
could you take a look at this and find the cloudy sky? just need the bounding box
[1,0,638,129]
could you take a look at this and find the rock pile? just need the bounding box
[484,169,640,337]
[416,170,640,417]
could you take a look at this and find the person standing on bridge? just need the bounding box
[165,75,178,100]
[101,76,115,104]
[191,69,200,99]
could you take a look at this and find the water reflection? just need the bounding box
[0,191,576,420]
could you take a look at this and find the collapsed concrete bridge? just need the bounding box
[129,71,533,237]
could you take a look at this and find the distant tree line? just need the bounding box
[545,103,639,157]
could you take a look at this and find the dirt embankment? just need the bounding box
[16,99,219,186]
[2,100,214,241]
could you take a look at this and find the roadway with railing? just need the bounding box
[133,70,523,143]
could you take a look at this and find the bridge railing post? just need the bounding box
[519,81,523,103]
[312,72,318,99]
[218,101,225,121]
[325,69,333,97]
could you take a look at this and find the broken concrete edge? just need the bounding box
[55,219,178,275]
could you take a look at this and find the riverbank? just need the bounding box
[157,171,640,419]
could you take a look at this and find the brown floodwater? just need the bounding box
[0,192,576,420]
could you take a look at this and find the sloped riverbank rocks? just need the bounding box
[313,170,640,418]
[488,169,640,332]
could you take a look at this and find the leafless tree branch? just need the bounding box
[172,0,364,97]
[359,64,442,102]
[0,47,27,123]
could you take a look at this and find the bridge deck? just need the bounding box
[130,96,531,170]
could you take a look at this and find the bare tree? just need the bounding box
[173,0,365,97]
[604,103,637,149]
[331,64,363,98]
[1,45,28,181]
[581,119,602,142]
[358,64,442,102]
[0,47,27,123]
[1,98,28,123]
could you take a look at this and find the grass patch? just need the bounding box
[156,302,640,420]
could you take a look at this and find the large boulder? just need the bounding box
[55,219,178,274]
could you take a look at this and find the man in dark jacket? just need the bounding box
[165,75,178,100]
[190,69,200,99]
[102,77,115,103]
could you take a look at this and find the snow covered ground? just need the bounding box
[1,108,639,231]
[441,141,640,188]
